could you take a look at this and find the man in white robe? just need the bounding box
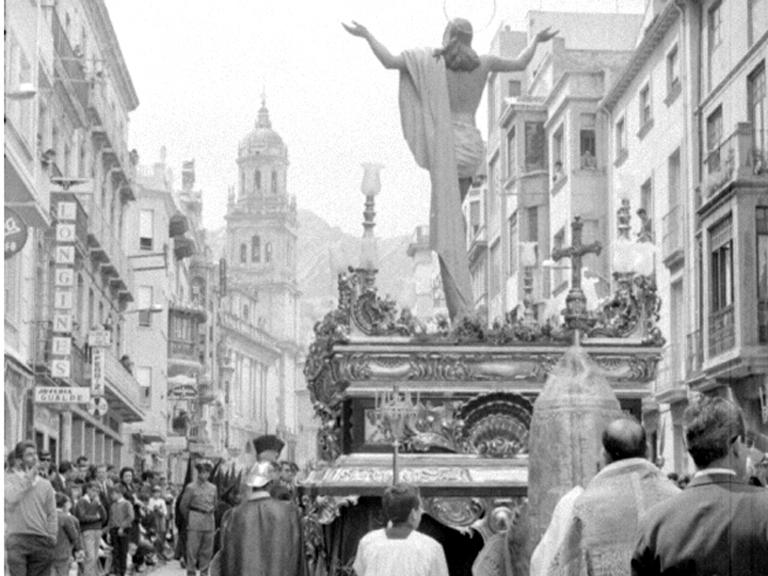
[343,18,557,320]
[540,418,679,576]
[353,484,448,576]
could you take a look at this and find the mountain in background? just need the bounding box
[207,209,420,345]
[296,209,417,341]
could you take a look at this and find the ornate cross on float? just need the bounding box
[551,216,603,342]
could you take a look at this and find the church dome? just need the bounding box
[238,97,287,159]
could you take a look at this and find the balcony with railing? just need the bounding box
[51,8,88,116]
[104,348,145,422]
[708,305,736,357]
[88,84,135,193]
[467,225,488,265]
[32,323,89,387]
[168,305,206,375]
[686,329,703,379]
[661,204,684,267]
[219,311,279,353]
[701,123,768,209]
[82,197,134,300]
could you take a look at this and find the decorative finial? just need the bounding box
[257,89,271,129]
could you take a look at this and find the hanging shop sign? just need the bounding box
[35,387,91,404]
[51,201,77,379]
[168,384,198,400]
[87,396,109,417]
[91,347,106,396]
[4,208,28,260]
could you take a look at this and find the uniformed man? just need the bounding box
[179,459,217,576]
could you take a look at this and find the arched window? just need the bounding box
[242,304,249,319]
[265,242,272,263]
[240,243,247,263]
[271,171,278,194]
[251,235,261,263]
[254,170,261,192]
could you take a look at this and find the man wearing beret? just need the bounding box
[217,461,304,576]
[253,435,293,500]
[180,459,218,576]
[253,434,285,463]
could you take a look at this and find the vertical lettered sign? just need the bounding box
[51,200,76,381]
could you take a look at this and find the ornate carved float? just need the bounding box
[300,244,664,574]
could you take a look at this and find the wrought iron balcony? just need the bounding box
[51,8,88,115]
[104,348,145,423]
[661,204,684,266]
[82,197,134,301]
[708,305,736,358]
[32,323,88,387]
[88,83,135,192]
[701,123,768,207]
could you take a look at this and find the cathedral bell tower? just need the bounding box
[224,95,299,340]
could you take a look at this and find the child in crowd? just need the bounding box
[52,493,83,576]
[108,483,135,576]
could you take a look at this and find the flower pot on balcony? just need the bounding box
[169,213,189,238]
[174,236,196,260]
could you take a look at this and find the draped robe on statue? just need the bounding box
[399,48,476,319]
[545,458,679,576]
[217,493,305,576]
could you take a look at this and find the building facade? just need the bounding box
[471,5,768,472]
[220,99,305,463]
[5,0,144,466]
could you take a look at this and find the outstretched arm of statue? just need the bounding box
[486,27,558,73]
[342,21,406,70]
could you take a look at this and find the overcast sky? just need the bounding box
[105,0,645,238]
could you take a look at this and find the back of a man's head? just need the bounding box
[382,483,420,524]
[602,417,647,463]
[683,396,745,469]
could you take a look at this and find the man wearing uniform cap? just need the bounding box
[179,459,218,576]
[217,461,304,576]
[252,434,285,463]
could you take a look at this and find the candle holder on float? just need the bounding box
[357,163,383,288]
[373,385,420,484]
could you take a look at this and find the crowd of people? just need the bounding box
[4,448,184,576]
[4,437,303,576]
[7,396,767,576]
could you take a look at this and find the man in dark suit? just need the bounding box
[632,396,768,575]
[50,460,75,497]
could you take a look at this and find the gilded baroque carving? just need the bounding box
[301,494,359,576]
[304,266,664,462]
[423,497,486,530]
